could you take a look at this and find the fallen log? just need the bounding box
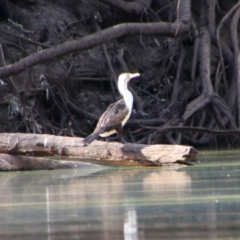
[0,153,106,171]
[0,133,197,168]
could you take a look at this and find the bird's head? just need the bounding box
[118,72,140,84]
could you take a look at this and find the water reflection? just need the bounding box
[0,167,192,240]
[143,170,191,196]
[124,207,138,240]
[1,155,240,239]
[46,187,51,240]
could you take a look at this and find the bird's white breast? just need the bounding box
[121,109,131,126]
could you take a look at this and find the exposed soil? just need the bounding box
[0,0,240,148]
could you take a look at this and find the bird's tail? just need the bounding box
[82,132,99,146]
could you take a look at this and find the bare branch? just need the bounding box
[142,125,240,136]
[216,2,240,82]
[99,0,151,14]
[178,0,191,25]
[0,42,18,95]
[183,95,210,120]
[207,0,216,35]
[199,1,213,95]
[190,20,199,80]
[212,94,236,129]
[172,44,185,101]
[0,21,188,79]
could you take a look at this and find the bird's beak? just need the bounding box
[130,73,140,79]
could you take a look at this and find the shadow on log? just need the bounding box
[0,133,197,171]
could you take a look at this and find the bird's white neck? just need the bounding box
[118,79,133,110]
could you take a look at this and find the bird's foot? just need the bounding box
[120,137,129,144]
[82,140,88,147]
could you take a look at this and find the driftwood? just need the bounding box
[0,133,197,170]
[0,154,105,171]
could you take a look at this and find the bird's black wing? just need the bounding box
[94,99,129,134]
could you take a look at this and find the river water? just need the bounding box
[0,150,240,240]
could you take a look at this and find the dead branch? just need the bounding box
[0,28,52,48]
[66,98,98,121]
[212,94,236,128]
[199,7,213,95]
[177,0,191,24]
[99,0,149,14]
[190,20,199,80]
[142,125,240,136]
[172,44,185,101]
[0,42,18,95]
[216,2,240,86]
[207,0,216,35]
[0,21,188,79]
[94,20,118,98]
[183,95,209,120]
[128,118,165,126]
